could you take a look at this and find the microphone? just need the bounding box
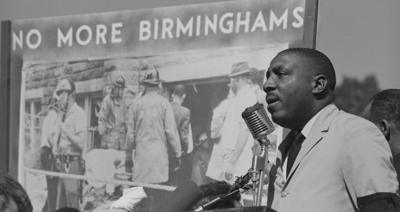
[242,103,275,206]
[241,103,275,145]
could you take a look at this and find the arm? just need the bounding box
[61,128,85,151]
[60,110,86,151]
[358,193,400,212]
[342,122,399,212]
[164,102,182,158]
[210,99,230,139]
[225,125,250,180]
[125,104,136,164]
[179,110,190,153]
[98,96,111,135]
[225,92,256,180]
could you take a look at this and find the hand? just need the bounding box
[58,122,71,139]
[172,157,181,172]
[125,160,133,173]
[40,146,53,170]
[58,122,67,133]
[114,159,122,168]
[224,163,235,181]
[199,181,231,197]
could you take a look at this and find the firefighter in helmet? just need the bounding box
[125,66,181,183]
[42,78,86,209]
[98,75,127,150]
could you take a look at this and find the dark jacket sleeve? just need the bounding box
[358,193,400,212]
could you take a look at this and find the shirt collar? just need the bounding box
[301,104,332,138]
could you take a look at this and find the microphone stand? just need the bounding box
[251,137,269,206]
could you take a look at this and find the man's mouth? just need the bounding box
[266,94,279,105]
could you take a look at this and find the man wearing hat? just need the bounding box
[98,75,127,150]
[125,66,181,211]
[125,66,181,183]
[41,78,86,209]
[206,61,258,183]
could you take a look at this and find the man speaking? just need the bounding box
[264,48,399,212]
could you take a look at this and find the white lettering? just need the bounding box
[251,11,267,32]
[26,29,41,49]
[292,7,304,28]
[269,9,288,30]
[12,31,23,50]
[139,21,152,41]
[195,15,202,36]
[57,28,73,47]
[176,17,193,38]
[235,11,251,33]
[204,14,218,36]
[153,19,159,40]
[161,18,174,39]
[76,25,92,45]
[220,13,234,34]
[111,22,123,43]
[96,24,107,44]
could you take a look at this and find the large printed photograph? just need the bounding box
[13,0,308,211]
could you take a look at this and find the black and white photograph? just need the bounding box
[1,0,400,211]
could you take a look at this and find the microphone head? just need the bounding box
[242,103,275,142]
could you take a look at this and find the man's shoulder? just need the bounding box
[71,103,85,115]
[102,94,112,102]
[331,109,386,146]
[182,105,190,114]
[334,109,377,131]
[101,94,114,106]
[173,103,189,113]
[135,94,170,109]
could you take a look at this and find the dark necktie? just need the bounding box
[286,131,305,176]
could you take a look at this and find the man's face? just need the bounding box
[263,53,314,128]
[57,91,70,108]
[112,86,123,98]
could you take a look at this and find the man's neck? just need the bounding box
[390,136,400,156]
[296,102,332,130]
[172,97,183,105]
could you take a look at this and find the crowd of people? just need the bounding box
[4,47,400,212]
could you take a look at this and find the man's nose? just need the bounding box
[263,77,276,93]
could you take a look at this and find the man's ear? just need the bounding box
[312,74,328,95]
[380,119,391,141]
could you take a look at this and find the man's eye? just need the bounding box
[275,70,285,77]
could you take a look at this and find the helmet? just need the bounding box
[141,66,161,86]
[55,79,75,96]
[112,75,126,88]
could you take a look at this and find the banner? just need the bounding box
[11,0,304,61]
[11,0,314,211]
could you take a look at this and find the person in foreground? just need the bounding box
[264,48,399,212]
[0,172,33,212]
[363,89,400,188]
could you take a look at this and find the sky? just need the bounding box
[1,0,399,89]
[317,0,400,89]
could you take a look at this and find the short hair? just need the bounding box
[278,48,336,90]
[173,84,187,97]
[0,172,32,212]
[369,89,400,129]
